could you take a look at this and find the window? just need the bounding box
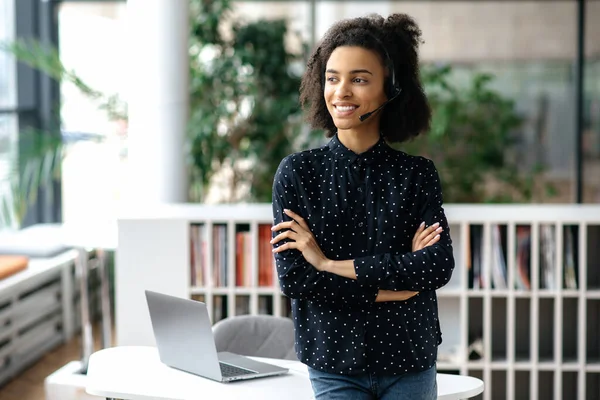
[583,0,600,203]
[383,1,581,203]
[57,2,127,223]
[0,0,17,228]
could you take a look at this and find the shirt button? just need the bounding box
[358,222,364,227]
[357,187,362,192]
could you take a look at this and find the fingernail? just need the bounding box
[420,222,425,227]
[433,222,440,228]
[436,227,443,232]
[284,209,290,212]
[271,226,275,231]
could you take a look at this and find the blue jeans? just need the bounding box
[307,364,437,400]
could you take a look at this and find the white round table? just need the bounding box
[86,346,484,400]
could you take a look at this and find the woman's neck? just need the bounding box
[337,128,380,154]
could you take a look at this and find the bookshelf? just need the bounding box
[115,203,600,400]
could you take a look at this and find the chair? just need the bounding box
[212,314,297,360]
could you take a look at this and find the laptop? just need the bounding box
[144,290,289,382]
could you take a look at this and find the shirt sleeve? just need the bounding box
[353,158,455,292]
[272,156,379,307]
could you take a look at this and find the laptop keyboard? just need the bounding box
[219,362,257,377]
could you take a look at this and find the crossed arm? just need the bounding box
[271,157,454,305]
[271,209,443,302]
[272,161,454,305]
[271,208,442,302]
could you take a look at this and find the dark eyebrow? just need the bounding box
[325,68,373,75]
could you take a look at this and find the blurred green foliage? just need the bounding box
[0,39,113,228]
[1,0,554,212]
[0,129,63,229]
[188,0,319,202]
[188,0,554,204]
[402,65,556,203]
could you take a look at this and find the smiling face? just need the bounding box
[324,46,388,137]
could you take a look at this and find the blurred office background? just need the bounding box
[0,1,599,400]
[0,0,598,232]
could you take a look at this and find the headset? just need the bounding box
[358,33,402,122]
[320,32,403,122]
[374,34,401,98]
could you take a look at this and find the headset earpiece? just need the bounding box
[357,34,404,122]
[376,37,401,99]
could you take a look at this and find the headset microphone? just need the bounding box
[358,88,402,122]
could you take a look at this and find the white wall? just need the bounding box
[389,1,600,62]
[236,1,600,61]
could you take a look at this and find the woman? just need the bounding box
[270,12,454,400]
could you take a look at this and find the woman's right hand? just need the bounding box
[412,221,443,252]
[376,222,443,303]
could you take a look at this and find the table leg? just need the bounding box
[97,248,113,348]
[77,248,94,372]
[60,259,75,341]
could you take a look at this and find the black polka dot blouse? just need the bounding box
[271,133,455,376]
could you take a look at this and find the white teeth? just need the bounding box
[336,106,357,112]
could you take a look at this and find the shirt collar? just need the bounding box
[327,133,389,165]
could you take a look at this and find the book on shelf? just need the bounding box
[213,295,227,321]
[235,231,252,286]
[235,296,250,315]
[468,225,483,289]
[189,223,275,288]
[491,225,508,290]
[189,224,227,287]
[258,296,274,315]
[515,225,531,290]
[191,294,205,303]
[213,225,228,287]
[563,226,578,290]
[257,224,275,287]
[467,223,579,290]
[190,224,207,287]
[539,225,554,290]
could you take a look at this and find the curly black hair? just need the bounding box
[299,13,431,143]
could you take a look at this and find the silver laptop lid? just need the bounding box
[145,290,223,381]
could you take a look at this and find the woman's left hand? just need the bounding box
[271,209,330,271]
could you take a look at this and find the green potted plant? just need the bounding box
[187,0,319,203]
[402,64,556,203]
